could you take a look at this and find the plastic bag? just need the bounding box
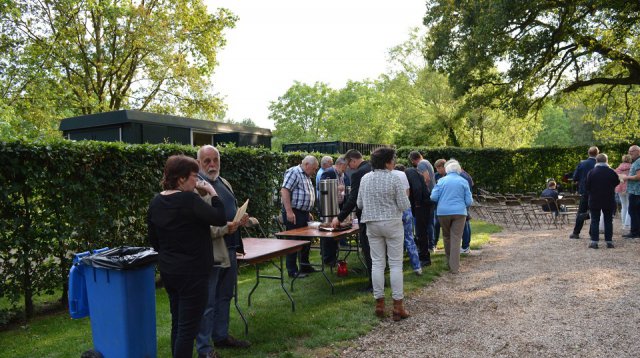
[81,246,157,270]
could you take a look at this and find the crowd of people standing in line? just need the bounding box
[146,146,475,357]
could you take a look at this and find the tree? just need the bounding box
[268,81,334,150]
[0,0,236,135]
[424,1,640,115]
[532,104,573,147]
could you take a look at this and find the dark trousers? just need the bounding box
[426,206,434,251]
[282,208,311,275]
[461,219,471,250]
[433,215,441,248]
[161,272,209,358]
[629,194,640,236]
[412,206,431,264]
[358,221,373,287]
[321,237,339,264]
[572,194,590,235]
[589,207,614,242]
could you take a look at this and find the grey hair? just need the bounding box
[596,153,608,163]
[197,145,219,159]
[320,155,333,168]
[445,159,462,174]
[302,155,319,166]
[335,156,347,165]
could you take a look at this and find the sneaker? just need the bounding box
[214,335,251,349]
[569,233,580,239]
[588,242,598,249]
[460,247,471,254]
[414,268,423,276]
[606,242,614,249]
[288,272,308,279]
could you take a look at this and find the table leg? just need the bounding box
[234,270,248,335]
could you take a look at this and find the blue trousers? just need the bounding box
[461,219,471,250]
[402,209,421,271]
[196,247,238,354]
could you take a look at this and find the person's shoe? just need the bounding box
[414,268,423,276]
[606,242,615,249]
[288,272,308,279]
[300,266,319,273]
[214,335,251,349]
[588,242,598,249]
[375,298,386,318]
[460,247,471,254]
[622,233,638,239]
[569,233,581,239]
[198,351,220,358]
[392,299,410,321]
[420,260,431,267]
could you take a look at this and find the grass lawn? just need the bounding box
[0,221,501,358]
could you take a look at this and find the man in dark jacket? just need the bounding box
[405,167,432,267]
[570,146,599,239]
[585,154,620,249]
[331,149,373,292]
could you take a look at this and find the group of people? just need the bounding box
[567,145,640,248]
[147,146,252,358]
[279,148,473,320]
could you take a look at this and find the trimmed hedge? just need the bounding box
[0,139,630,320]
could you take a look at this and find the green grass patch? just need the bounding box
[0,220,502,358]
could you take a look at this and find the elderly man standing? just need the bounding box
[282,155,319,278]
[320,156,351,266]
[570,146,599,239]
[585,154,620,249]
[195,146,250,358]
[623,145,640,240]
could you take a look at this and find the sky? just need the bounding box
[204,0,427,129]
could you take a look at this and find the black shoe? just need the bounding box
[420,260,431,267]
[606,242,614,248]
[569,233,580,239]
[288,272,308,279]
[214,335,251,349]
[359,285,373,293]
[622,233,638,239]
[588,242,598,249]
[300,265,319,273]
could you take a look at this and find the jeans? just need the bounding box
[161,272,209,358]
[282,208,311,275]
[461,219,471,250]
[196,247,238,354]
[572,194,590,235]
[367,220,404,300]
[628,194,640,236]
[401,208,421,271]
[589,207,613,242]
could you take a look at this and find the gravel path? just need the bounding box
[341,228,640,357]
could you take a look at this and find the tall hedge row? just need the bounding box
[0,139,630,320]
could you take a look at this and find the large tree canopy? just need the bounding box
[0,0,236,135]
[424,0,640,113]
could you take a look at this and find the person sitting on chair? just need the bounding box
[541,180,560,215]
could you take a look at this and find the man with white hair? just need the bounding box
[623,145,640,239]
[196,145,251,356]
[281,155,319,278]
[585,153,620,248]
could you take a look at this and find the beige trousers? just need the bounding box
[438,215,466,274]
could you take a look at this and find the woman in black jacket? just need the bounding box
[147,155,226,358]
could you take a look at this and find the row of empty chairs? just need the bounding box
[470,193,582,230]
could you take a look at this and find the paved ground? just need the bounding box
[340,227,640,357]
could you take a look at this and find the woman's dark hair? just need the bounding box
[370,147,396,170]
[161,155,199,190]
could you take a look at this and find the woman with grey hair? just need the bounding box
[430,160,473,274]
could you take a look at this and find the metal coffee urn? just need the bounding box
[319,179,339,223]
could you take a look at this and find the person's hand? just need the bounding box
[195,179,217,196]
[331,217,340,229]
[227,221,240,234]
[308,213,314,221]
[239,214,249,227]
[286,210,296,225]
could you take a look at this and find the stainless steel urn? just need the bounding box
[319,179,339,223]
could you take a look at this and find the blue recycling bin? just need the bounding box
[69,247,158,358]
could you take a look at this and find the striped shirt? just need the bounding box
[282,165,316,212]
[357,169,410,223]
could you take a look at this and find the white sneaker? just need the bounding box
[460,247,471,254]
[414,268,423,276]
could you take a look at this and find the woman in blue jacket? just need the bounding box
[430,160,473,274]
